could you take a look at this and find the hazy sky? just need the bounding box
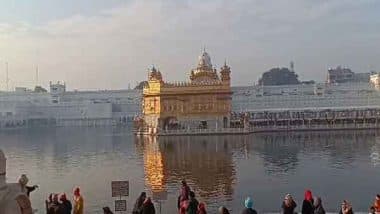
[0,0,379,90]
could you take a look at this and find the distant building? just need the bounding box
[370,73,380,88]
[258,67,300,86]
[327,66,370,83]
[0,83,140,129]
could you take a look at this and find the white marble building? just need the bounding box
[0,82,141,128]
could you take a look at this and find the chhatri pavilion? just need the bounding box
[137,50,233,135]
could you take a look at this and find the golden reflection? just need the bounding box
[135,135,242,201]
[141,136,166,194]
[157,136,239,200]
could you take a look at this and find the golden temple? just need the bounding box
[136,50,232,135]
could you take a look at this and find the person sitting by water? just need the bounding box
[18,174,38,197]
[218,206,230,214]
[103,206,114,214]
[302,190,314,214]
[282,194,297,214]
[313,197,325,214]
[73,187,84,214]
[133,192,147,214]
[141,197,156,214]
[197,202,207,214]
[373,194,380,213]
[241,197,258,214]
[339,200,353,214]
[60,193,72,214]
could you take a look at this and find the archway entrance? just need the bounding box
[223,117,228,128]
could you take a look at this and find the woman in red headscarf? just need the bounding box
[73,187,84,214]
[302,190,314,214]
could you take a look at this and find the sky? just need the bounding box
[0,0,379,90]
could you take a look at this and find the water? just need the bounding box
[2,127,380,213]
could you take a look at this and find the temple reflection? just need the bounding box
[141,137,166,194]
[135,135,239,201]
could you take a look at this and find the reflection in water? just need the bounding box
[136,135,237,207]
[136,130,380,212]
[159,136,236,200]
[248,130,379,175]
[136,137,166,194]
[2,128,380,212]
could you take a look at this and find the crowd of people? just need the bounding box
[281,190,380,214]
[44,187,83,214]
[165,181,380,214]
[174,180,258,214]
[16,174,380,214]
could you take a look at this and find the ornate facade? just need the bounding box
[140,51,232,134]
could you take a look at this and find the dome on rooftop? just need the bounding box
[198,51,212,69]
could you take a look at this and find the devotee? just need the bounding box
[218,206,230,214]
[314,197,326,214]
[18,174,38,197]
[46,194,62,214]
[133,192,147,214]
[60,193,72,214]
[180,180,191,202]
[369,206,375,214]
[141,197,156,214]
[241,197,257,214]
[45,194,53,213]
[282,194,297,214]
[73,187,84,214]
[179,200,189,214]
[197,202,207,214]
[103,206,114,214]
[187,191,199,214]
[373,194,380,213]
[302,190,314,214]
[339,200,353,214]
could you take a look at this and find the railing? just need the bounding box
[134,121,380,136]
[157,127,248,136]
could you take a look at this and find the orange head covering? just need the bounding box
[304,190,313,201]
